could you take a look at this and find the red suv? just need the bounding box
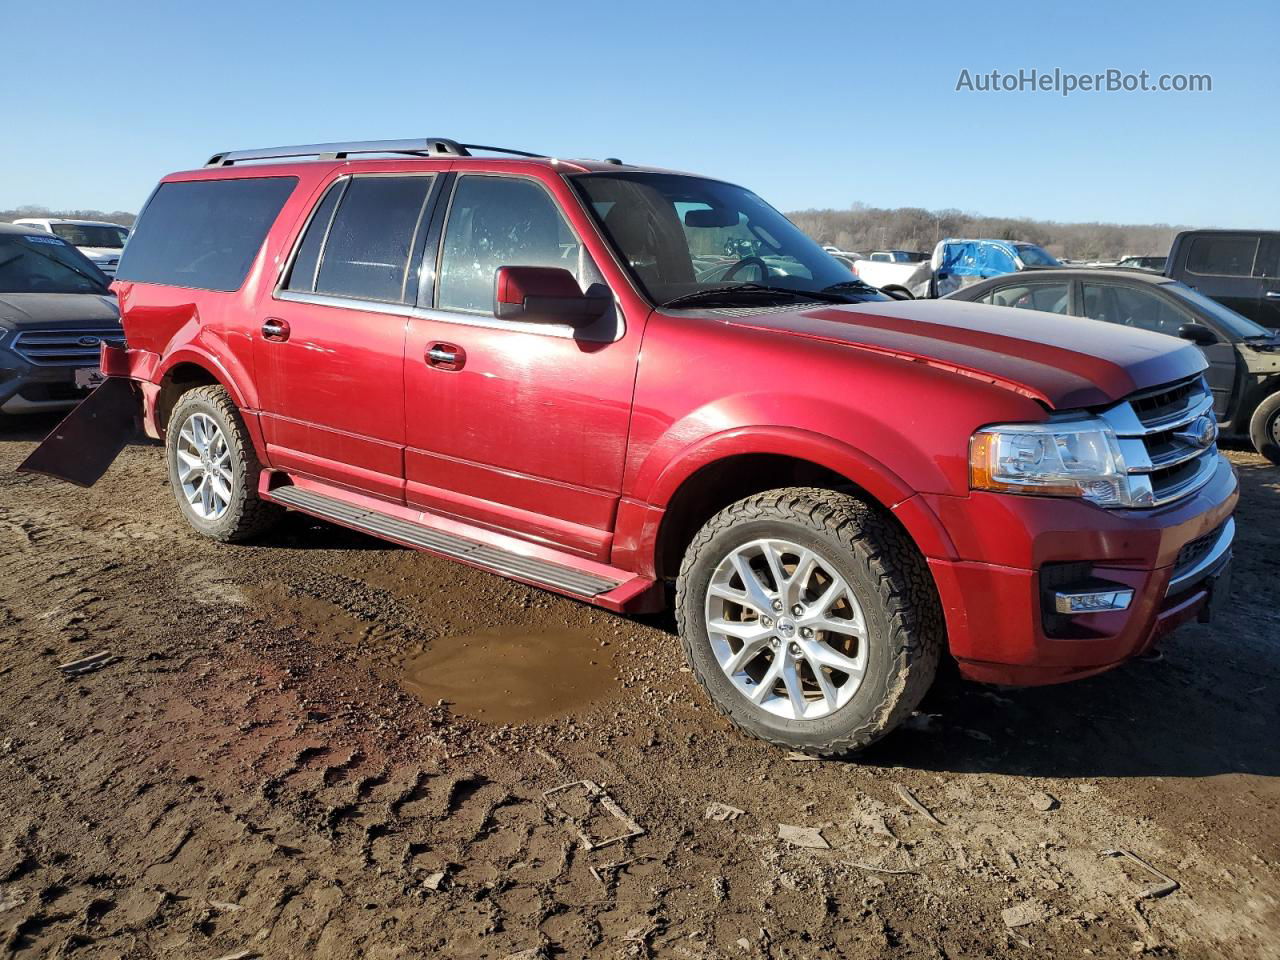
[26,138,1238,755]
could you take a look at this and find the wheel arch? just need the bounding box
[152,351,268,462]
[649,428,956,582]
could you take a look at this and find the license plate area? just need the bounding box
[74,367,106,390]
[1198,557,1232,624]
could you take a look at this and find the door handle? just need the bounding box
[425,341,465,370]
[261,318,290,342]
[1265,291,1280,300]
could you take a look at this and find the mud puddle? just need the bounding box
[400,626,617,723]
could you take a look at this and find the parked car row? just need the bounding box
[946,268,1280,462]
[12,218,130,277]
[21,137,1238,758]
[0,223,122,415]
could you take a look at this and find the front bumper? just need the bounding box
[0,327,120,414]
[924,454,1238,685]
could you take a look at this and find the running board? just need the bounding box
[265,484,653,607]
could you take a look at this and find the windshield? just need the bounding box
[50,223,129,249]
[1167,282,1273,339]
[0,234,111,294]
[1012,243,1060,267]
[572,172,883,306]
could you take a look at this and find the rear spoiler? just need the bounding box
[17,344,144,487]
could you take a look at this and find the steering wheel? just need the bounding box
[721,256,770,282]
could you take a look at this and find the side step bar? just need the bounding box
[266,484,635,602]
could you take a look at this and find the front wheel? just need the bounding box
[675,488,943,756]
[166,385,282,542]
[1248,391,1280,465]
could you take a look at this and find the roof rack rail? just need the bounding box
[203,138,546,167]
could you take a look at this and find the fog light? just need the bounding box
[1053,589,1134,615]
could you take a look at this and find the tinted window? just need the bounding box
[1082,282,1190,335]
[1186,235,1257,277]
[117,177,296,291]
[1254,236,1280,278]
[314,176,434,303]
[438,176,585,313]
[989,281,1069,313]
[0,233,110,294]
[50,223,129,248]
[285,180,345,293]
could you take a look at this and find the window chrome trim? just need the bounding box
[272,291,623,343]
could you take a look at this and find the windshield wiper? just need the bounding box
[820,279,885,296]
[661,283,855,309]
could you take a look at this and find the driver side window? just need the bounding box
[437,176,590,314]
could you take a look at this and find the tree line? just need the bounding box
[787,203,1189,261]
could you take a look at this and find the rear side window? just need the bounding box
[989,281,1069,313]
[1186,235,1257,277]
[303,176,434,304]
[116,177,296,291]
[284,181,344,294]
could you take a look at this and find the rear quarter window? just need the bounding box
[1185,235,1258,277]
[116,177,297,291]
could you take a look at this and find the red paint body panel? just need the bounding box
[106,152,1237,689]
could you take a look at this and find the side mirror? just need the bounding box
[493,266,610,325]
[1178,322,1218,346]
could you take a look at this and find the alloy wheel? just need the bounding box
[175,412,234,521]
[703,538,868,720]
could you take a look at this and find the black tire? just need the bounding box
[675,487,943,756]
[165,385,281,542]
[1248,391,1280,465]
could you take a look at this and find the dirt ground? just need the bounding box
[0,416,1277,960]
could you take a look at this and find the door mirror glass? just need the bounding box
[493,266,611,325]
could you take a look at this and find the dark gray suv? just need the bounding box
[0,223,122,417]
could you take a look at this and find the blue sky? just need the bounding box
[4,0,1276,226]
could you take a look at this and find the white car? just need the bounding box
[11,218,130,277]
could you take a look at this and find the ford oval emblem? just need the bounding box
[78,336,101,347]
[1173,415,1217,450]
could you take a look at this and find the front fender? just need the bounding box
[637,424,959,564]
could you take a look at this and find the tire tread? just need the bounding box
[675,487,943,756]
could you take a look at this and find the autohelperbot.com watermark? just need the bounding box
[955,68,1212,96]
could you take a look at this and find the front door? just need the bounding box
[254,174,437,501]
[1078,280,1238,419]
[403,173,639,560]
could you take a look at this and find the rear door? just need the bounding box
[402,172,639,560]
[256,173,440,502]
[1254,234,1280,329]
[1177,233,1268,326]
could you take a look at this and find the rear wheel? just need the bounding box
[675,488,943,755]
[1248,392,1280,465]
[166,385,281,541]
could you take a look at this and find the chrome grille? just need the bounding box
[1100,375,1220,507]
[10,326,126,367]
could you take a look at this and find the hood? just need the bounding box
[0,293,120,331]
[721,298,1206,410]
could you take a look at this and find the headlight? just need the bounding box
[970,417,1148,507]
